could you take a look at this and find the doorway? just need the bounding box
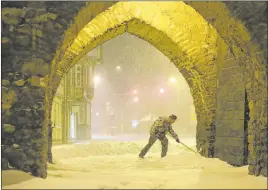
[70,112,77,142]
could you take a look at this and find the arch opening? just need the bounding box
[51,33,197,144]
[89,33,197,142]
[48,1,221,159]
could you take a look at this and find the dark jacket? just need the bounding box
[149,117,178,139]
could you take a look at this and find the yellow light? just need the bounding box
[94,75,101,85]
[159,88,165,93]
[132,89,138,94]
[134,97,139,102]
[169,77,176,84]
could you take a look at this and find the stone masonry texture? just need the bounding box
[1,1,267,178]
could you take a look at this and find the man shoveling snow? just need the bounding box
[139,114,180,158]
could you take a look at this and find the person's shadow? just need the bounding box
[2,170,35,187]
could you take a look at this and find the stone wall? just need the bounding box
[1,1,87,177]
[187,1,267,177]
[223,2,267,176]
[215,50,247,166]
[224,1,267,59]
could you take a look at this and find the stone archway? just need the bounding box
[46,1,267,178]
[1,1,266,178]
[186,2,267,176]
[48,1,221,161]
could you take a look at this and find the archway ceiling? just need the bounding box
[53,1,223,78]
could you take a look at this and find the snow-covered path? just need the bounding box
[2,138,267,189]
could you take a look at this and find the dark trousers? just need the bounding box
[139,134,168,157]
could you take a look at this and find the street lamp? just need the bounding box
[133,97,139,102]
[132,89,138,95]
[169,77,176,84]
[116,65,121,70]
[93,75,101,86]
[159,88,165,94]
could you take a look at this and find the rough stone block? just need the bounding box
[222,67,232,77]
[216,137,245,148]
[16,24,32,35]
[232,119,245,129]
[2,124,16,133]
[27,1,45,8]
[226,93,234,102]
[260,167,267,177]
[2,80,11,86]
[227,110,234,119]
[2,7,26,25]
[234,91,245,101]
[237,101,245,111]
[1,158,10,170]
[21,58,49,76]
[14,79,26,86]
[1,37,13,51]
[218,150,246,166]
[218,77,228,86]
[223,58,238,68]
[227,102,236,110]
[229,145,245,156]
[14,35,31,47]
[216,124,244,138]
[28,76,40,87]
[2,89,17,110]
[233,111,245,120]
[220,119,231,128]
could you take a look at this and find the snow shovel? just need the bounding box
[179,142,198,154]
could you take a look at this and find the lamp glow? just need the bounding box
[133,97,139,102]
[132,89,138,95]
[169,77,176,84]
[93,75,101,86]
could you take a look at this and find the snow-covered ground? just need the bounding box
[2,137,267,189]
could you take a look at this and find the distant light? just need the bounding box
[96,112,99,116]
[169,77,176,84]
[94,75,101,85]
[133,97,139,102]
[159,88,165,94]
[132,120,139,128]
[116,66,121,70]
[132,89,138,95]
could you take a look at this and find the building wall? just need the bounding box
[51,49,99,143]
[51,96,63,143]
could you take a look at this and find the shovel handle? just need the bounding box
[180,142,198,154]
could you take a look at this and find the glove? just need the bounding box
[176,139,180,143]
